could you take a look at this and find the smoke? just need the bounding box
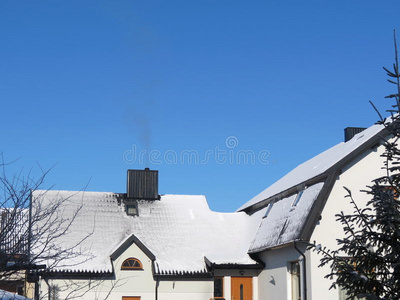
[125,105,152,166]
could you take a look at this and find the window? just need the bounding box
[263,201,274,218]
[214,277,224,299]
[292,190,304,207]
[121,258,143,270]
[126,203,138,216]
[290,261,301,300]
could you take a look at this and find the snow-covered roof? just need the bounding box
[238,123,385,211]
[248,182,324,252]
[31,191,265,275]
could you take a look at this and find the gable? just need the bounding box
[110,234,155,262]
[112,240,154,277]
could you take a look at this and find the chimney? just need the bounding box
[127,168,159,200]
[344,127,366,142]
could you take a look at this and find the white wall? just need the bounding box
[257,246,306,300]
[309,142,387,300]
[157,279,212,300]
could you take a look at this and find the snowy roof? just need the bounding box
[31,191,265,275]
[238,123,385,211]
[248,182,324,252]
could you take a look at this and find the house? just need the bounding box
[0,208,36,299]
[237,123,388,300]
[31,170,266,300]
[29,121,390,300]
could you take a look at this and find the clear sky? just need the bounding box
[0,0,399,212]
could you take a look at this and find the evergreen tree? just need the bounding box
[311,33,400,300]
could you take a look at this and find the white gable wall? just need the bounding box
[112,242,155,300]
[309,142,387,300]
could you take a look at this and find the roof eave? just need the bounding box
[240,173,328,213]
[37,269,114,279]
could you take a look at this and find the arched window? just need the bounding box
[121,258,143,270]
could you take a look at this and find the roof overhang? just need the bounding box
[248,240,311,254]
[154,269,212,279]
[37,269,114,279]
[241,173,328,213]
[204,256,264,270]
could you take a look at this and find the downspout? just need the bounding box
[29,191,38,300]
[28,191,33,263]
[34,277,40,300]
[294,242,307,300]
[155,276,159,300]
[152,260,159,300]
[44,278,50,300]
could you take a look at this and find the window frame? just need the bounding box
[125,203,139,216]
[121,257,143,270]
[213,276,225,300]
[289,261,301,300]
[292,190,304,207]
[263,201,274,218]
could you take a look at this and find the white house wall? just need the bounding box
[257,245,306,300]
[157,279,212,300]
[308,142,387,300]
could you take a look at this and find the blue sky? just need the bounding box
[0,0,399,212]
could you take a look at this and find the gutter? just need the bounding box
[294,242,307,300]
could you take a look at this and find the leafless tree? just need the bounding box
[0,158,111,300]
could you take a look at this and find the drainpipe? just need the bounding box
[34,277,40,300]
[294,242,307,300]
[155,276,159,300]
[28,191,33,264]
